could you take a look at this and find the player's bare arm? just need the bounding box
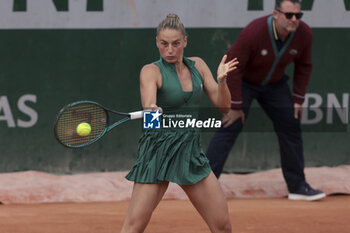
[140,64,161,110]
[191,56,237,113]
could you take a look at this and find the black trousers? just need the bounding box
[206,77,306,192]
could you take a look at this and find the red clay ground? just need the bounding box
[0,195,349,233]
[1,166,350,204]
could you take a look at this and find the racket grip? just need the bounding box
[129,111,143,120]
[129,107,163,120]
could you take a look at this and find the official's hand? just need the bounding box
[294,103,303,119]
[222,109,245,128]
[217,55,238,82]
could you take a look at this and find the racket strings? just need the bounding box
[55,103,107,147]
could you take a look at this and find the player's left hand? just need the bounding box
[294,103,303,119]
[217,55,238,82]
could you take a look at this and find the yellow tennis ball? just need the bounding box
[76,122,91,136]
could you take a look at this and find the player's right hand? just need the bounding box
[222,109,245,128]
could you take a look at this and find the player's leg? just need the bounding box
[180,172,232,233]
[120,181,169,233]
[206,81,258,178]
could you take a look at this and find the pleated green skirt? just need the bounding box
[125,129,211,185]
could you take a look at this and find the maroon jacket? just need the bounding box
[227,15,313,109]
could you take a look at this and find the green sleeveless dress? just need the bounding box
[125,57,211,185]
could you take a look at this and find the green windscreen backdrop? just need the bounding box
[0,0,349,173]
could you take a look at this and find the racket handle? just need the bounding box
[129,107,163,120]
[129,111,143,120]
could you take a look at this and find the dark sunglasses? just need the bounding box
[277,10,303,20]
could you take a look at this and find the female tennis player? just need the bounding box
[121,14,238,233]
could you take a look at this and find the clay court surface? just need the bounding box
[0,195,349,233]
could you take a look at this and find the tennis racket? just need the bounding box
[54,100,161,148]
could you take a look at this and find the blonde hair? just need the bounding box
[156,13,186,36]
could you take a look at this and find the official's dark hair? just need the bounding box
[157,13,186,37]
[275,0,300,10]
